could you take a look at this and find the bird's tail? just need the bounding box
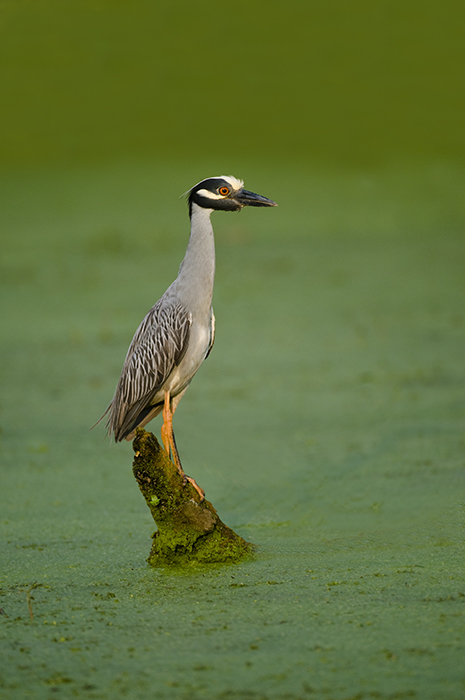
[89,404,111,433]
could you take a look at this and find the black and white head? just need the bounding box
[187,176,277,216]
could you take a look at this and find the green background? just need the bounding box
[1,0,464,167]
[1,2,464,699]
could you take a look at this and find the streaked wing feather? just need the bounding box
[107,299,191,441]
[204,309,215,360]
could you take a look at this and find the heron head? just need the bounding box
[187,176,277,216]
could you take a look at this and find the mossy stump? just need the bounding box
[132,428,254,566]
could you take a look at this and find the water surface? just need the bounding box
[1,162,464,699]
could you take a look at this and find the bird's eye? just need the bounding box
[218,187,230,196]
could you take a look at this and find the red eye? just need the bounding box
[219,187,229,196]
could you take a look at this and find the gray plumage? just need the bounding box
[108,300,196,441]
[102,176,276,476]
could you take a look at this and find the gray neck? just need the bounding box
[174,203,216,313]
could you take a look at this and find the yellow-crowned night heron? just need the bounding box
[103,176,277,497]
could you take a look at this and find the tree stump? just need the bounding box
[132,428,254,565]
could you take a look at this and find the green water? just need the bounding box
[1,162,464,698]
[1,0,464,695]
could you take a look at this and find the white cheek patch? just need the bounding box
[184,175,244,201]
[196,188,225,200]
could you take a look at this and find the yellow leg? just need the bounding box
[161,391,172,457]
[161,390,205,501]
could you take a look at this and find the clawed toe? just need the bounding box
[183,474,205,501]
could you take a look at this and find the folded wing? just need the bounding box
[106,300,192,442]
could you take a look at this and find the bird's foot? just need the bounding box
[183,474,205,502]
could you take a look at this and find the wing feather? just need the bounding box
[106,299,192,441]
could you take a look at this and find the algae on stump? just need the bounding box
[132,428,253,565]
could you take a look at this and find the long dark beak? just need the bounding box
[236,189,278,208]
